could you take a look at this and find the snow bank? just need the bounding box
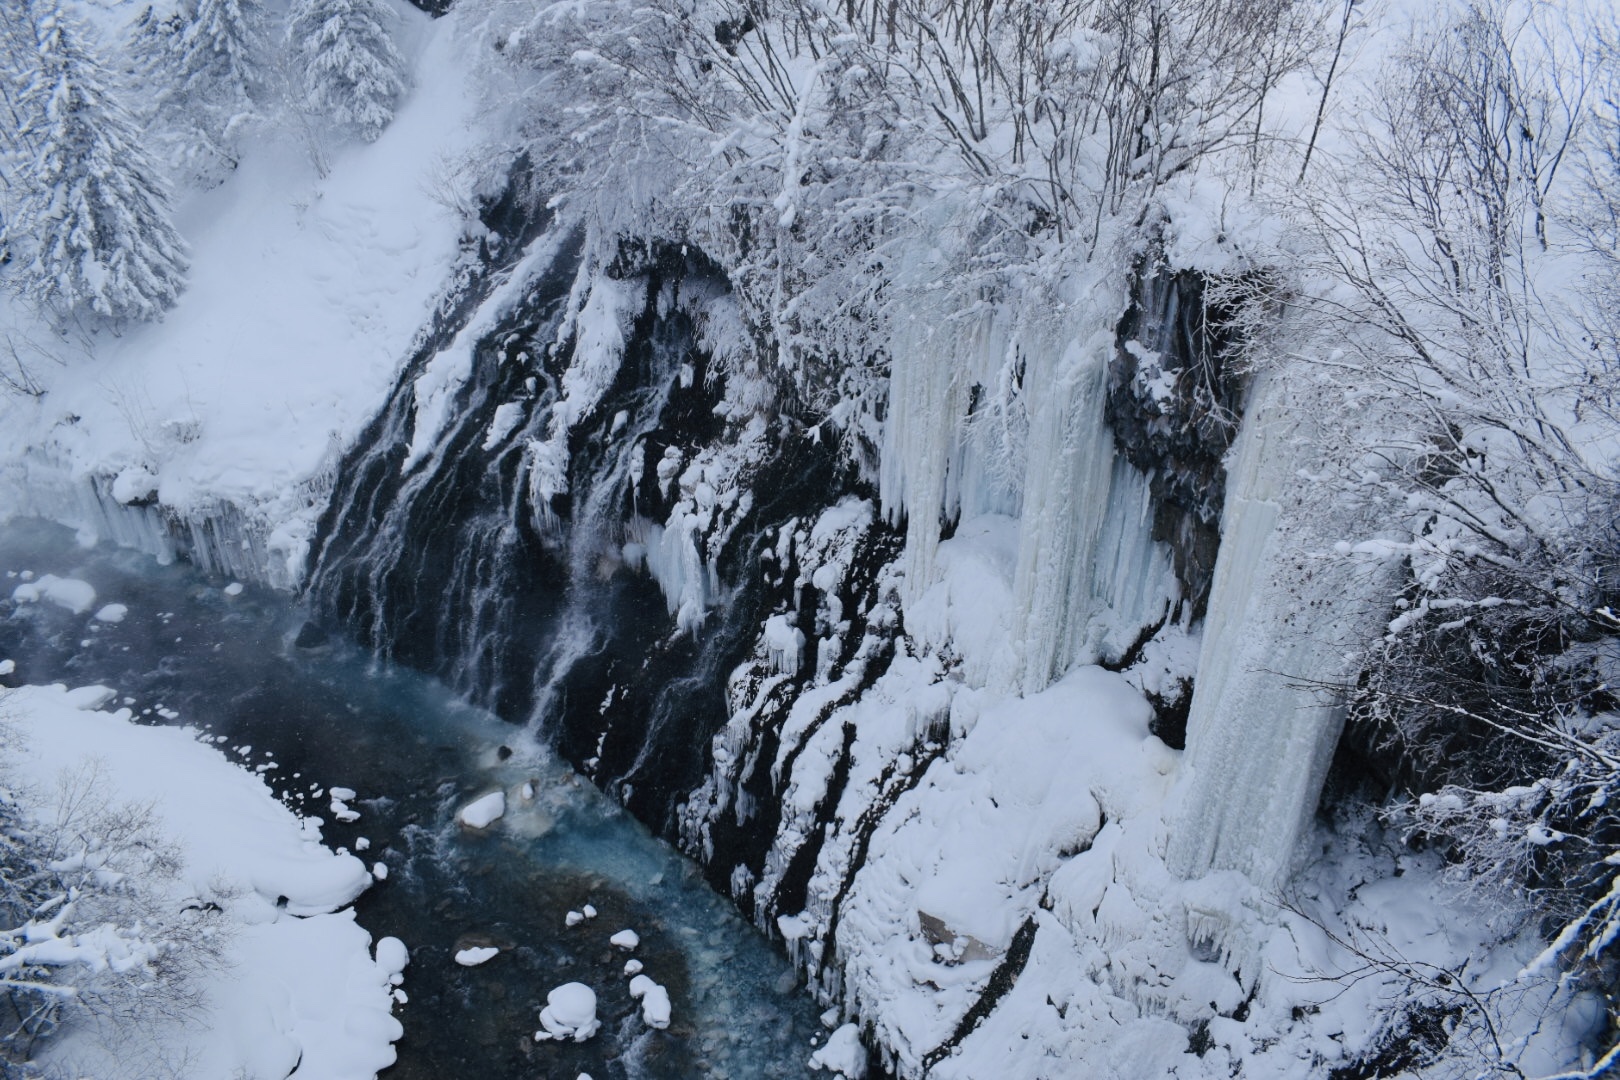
[0,0,485,587]
[1,683,397,1078]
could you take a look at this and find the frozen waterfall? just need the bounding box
[1166,371,1395,887]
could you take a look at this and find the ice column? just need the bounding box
[1006,331,1178,693]
[1166,372,1389,887]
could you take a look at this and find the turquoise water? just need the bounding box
[0,519,822,1079]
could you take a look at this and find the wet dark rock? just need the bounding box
[1107,264,1247,620]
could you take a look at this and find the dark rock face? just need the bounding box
[1107,266,1246,620]
[304,185,859,837]
[293,621,329,649]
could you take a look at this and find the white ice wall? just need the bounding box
[879,303,1178,697]
[1165,371,1394,887]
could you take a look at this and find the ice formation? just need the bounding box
[1166,372,1396,888]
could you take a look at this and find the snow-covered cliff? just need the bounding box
[2,0,1613,1076]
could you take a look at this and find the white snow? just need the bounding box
[627,973,671,1029]
[10,574,98,615]
[454,946,499,966]
[92,603,127,623]
[0,682,395,1078]
[456,790,505,829]
[809,1023,867,1078]
[534,982,600,1042]
[224,581,246,596]
[609,928,639,950]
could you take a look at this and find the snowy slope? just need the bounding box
[2,682,402,1079]
[0,0,481,582]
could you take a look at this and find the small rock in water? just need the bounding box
[372,862,388,880]
[454,946,499,966]
[496,744,513,761]
[293,621,329,649]
[355,836,371,851]
[566,910,584,927]
[582,903,597,919]
[457,791,506,829]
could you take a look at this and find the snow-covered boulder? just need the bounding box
[457,790,505,829]
[810,1024,867,1078]
[628,974,671,1029]
[534,982,600,1042]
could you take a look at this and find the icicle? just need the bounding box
[1007,331,1115,693]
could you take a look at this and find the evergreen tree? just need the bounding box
[139,0,267,184]
[0,5,43,217]
[285,0,407,143]
[6,1,189,324]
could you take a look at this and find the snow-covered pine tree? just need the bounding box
[285,0,407,143]
[0,6,43,220]
[5,0,189,324]
[146,0,269,182]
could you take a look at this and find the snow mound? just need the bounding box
[93,603,128,623]
[457,790,505,829]
[11,575,97,614]
[609,928,639,950]
[627,973,671,1029]
[810,1024,867,1078]
[535,982,599,1042]
[454,946,498,966]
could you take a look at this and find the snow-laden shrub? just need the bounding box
[0,734,225,1073]
[1205,3,1620,1065]
[461,0,1329,461]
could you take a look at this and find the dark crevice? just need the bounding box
[1107,262,1246,620]
[819,723,949,975]
[920,914,1042,1074]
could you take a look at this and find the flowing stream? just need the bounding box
[0,518,824,1079]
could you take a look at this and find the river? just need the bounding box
[0,518,825,1079]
